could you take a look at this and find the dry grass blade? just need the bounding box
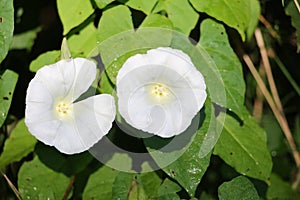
[294,0,300,13]
[1,172,21,200]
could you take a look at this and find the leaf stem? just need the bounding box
[62,176,76,200]
[243,54,300,168]
[1,171,21,200]
[294,0,300,13]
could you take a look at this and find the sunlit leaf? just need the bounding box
[82,165,118,200]
[18,157,71,199]
[190,0,260,40]
[68,23,97,57]
[0,0,14,63]
[29,50,60,72]
[199,19,245,116]
[57,0,94,35]
[0,119,36,169]
[0,70,18,127]
[95,0,115,8]
[285,0,300,52]
[218,176,260,200]
[97,5,134,43]
[214,110,272,182]
[126,0,157,14]
[140,14,173,29]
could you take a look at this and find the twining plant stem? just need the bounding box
[243,54,300,168]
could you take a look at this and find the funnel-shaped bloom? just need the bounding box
[117,47,207,137]
[25,58,116,154]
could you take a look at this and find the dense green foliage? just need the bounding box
[0,0,299,199]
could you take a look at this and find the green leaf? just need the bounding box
[190,0,260,40]
[95,0,115,8]
[0,119,36,169]
[57,0,94,35]
[285,0,300,52]
[10,27,41,51]
[29,50,61,72]
[154,0,198,34]
[145,99,215,197]
[213,110,272,182]
[0,0,14,63]
[126,0,158,14]
[0,70,18,127]
[68,23,97,57]
[140,14,173,29]
[218,176,260,200]
[97,5,134,43]
[82,165,118,200]
[18,157,71,199]
[199,19,245,116]
[157,178,181,196]
[267,173,300,199]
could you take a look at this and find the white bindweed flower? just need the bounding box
[116,47,207,138]
[25,58,116,154]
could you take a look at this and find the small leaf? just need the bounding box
[68,23,98,57]
[0,119,36,169]
[97,5,134,43]
[157,178,181,196]
[57,0,94,35]
[267,173,300,199]
[140,14,173,29]
[95,0,115,8]
[285,0,300,52]
[18,157,71,199]
[190,0,260,40]
[10,27,41,51]
[29,50,61,72]
[199,19,245,116]
[126,0,158,14]
[0,0,14,63]
[0,70,18,127]
[214,110,272,182]
[218,176,260,200]
[82,165,118,200]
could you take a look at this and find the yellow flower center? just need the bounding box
[152,84,169,98]
[56,102,71,116]
[148,83,173,104]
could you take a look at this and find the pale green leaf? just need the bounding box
[68,23,97,57]
[82,165,118,200]
[218,176,260,200]
[57,0,94,35]
[10,27,41,51]
[140,14,173,29]
[199,19,245,116]
[267,173,300,199]
[97,5,134,43]
[0,119,36,169]
[145,99,215,196]
[190,0,260,40]
[95,0,115,8]
[286,0,300,52]
[126,0,158,14]
[214,110,272,182]
[0,0,14,62]
[0,70,18,127]
[18,157,71,199]
[29,50,61,72]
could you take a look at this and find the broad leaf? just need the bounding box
[153,0,198,35]
[95,0,115,8]
[57,0,94,35]
[190,0,260,40]
[285,0,300,52]
[214,110,272,182]
[29,50,61,72]
[82,165,118,200]
[126,0,158,15]
[199,19,245,116]
[140,14,173,29]
[0,0,14,63]
[97,5,134,43]
[68,23,97,57]
[0,119,36,169]
[18,157,71,199]
[145,99,215,197]
[218,176,260,200]
[157,178,181,198]
[0,70,18,127]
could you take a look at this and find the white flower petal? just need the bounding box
[117,47,207,137]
